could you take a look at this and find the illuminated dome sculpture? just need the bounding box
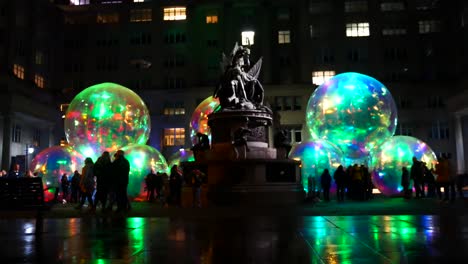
[30,145,84,201]
[120,144,169,199]
[368,136,438,196]
[289,139,344,193]
[189,96,220,145]
[64,82,150,161]
[306,72,397,159]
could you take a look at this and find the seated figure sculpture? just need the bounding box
[214,43,265,110]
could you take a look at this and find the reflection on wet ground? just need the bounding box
[1,213,468,263]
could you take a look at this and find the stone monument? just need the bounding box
[189,43,304,205]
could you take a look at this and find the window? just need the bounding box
[346,22,370,37]
[164,77,186,89]
[96,56,119,71]
[164,32,186,44]
[384,47,407,61]
[241,31,255,45]
[163,7,186,21]
[314,47,335,63]
[12,124,21,143]
[34,74,45,88]
[35,51,43,65]
[427,95,444,109]
[70,0,90,5]
[206,15,218,24]
[278,30,291,44]
[430,121,449,139]
[309,1,332,13]
[344,1,368,12]
[293,96,302,110]
[130,32,151,45]
[96,13,119,23]
[396,96,411,109]
[101,0,122,3]
[133,0,146,2]
[33,129,41,147]
[163,55,185,68]
[309,24,332,38]
[164,128,185,146]
[312,71,335,85]
[13,64,24,79]
[281,126,303,144]
[163,102,185,115]
[395,123,413,136]
[277,8,290,20]
[348,48,368,62]
[416,0,439,10]
[382,27,407,36]
[380,2,405,11]
[130,9,152,22]
[274,96,302,111]
[418,20,441,34]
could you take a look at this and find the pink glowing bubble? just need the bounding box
[189,96,220,146]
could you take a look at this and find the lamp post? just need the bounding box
[25,144,35,174]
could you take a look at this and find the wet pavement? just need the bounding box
[1,198,468,263]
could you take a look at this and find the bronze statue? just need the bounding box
[214,43,264,110]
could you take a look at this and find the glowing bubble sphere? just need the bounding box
[368,136,438,196]
[306,72,397,159]
[30,146,84,201]
[64,82,151,161]
[167,149,195,170]
[189,96,220,145]
[120,144,169,199]
[289,139,344,193]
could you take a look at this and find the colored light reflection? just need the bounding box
[289,140,343,193]
[64,82,151,161]
[189,96,220,146]
[167,148,195,169]
[306,72,397,159]
[120,144,169,199]
[30,145,84,202]
[369,136,438,196]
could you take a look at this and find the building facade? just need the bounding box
[1,0,467,173]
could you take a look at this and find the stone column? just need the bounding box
[1,114,12,170]
[454,114,465,174]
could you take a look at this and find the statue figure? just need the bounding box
[214,43,265,110]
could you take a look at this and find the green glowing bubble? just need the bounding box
[306,72,397,159]
[120,144,169,199]
[64,82,151,161]
[369,136,438,196]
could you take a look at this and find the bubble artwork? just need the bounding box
[289,140,344,193]
[30,146,84,201]
[167,148,195,170]
[64,82,151,161]
[306,72,398,159]
[120,144,169,198]
[189,96,220,145]
[368,136,438,196]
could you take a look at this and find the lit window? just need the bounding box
[241,31,255,45]
[35,51,43,65]
[380,2,405,11]
[133,0,145,2]
[206,15,218,24]
[164,128,185,146]
[97,13,119,23]
[70,0,90,5]
[163,7,186,21]
[101,0,122,3]
[418,20,441,34]
[130,9,152,22]
[277,8,290,20]
[34,74,45,88]
[312,71,335,85]
[382,27,407,35]
[13,64,24,79]
[278,30,291,44]
[416,0,439,10]
[346,22,370,37]
[344,1,368,13]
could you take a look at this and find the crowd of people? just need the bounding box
[309,156,466,203]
